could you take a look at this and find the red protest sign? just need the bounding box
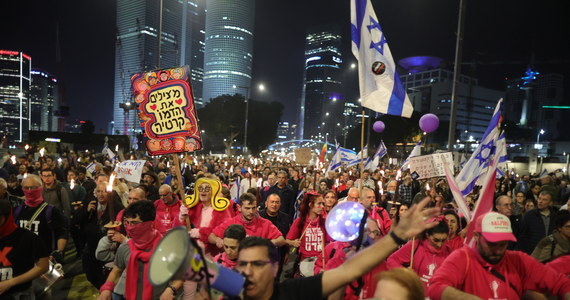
[131,66,202,156]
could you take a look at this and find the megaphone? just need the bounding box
[149,226,245,297]
[325,201,367,242]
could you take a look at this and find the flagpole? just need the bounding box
[359,109,366,195]
[173,154,191,230]
[447,0,467,151]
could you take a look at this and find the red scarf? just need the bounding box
[0,212,17,238]
[124,230,162,300]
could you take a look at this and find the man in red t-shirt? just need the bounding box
[428,212,570,299]
[209,193,285,248]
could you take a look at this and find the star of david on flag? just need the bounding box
[455,98,504,196]
[351,0,413,117]
[327,146,358,173]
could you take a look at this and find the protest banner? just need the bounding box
[114,160,146,183]
[294,148,312,165]
[131,65,202,156]
[409,152,453,179]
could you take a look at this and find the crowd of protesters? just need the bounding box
[0,147,570,299]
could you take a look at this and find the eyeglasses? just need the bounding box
[22,185,40,190]
[198,186,211,192]
[160,193,171,198]
[236,260,273,270]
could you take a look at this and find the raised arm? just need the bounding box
[321,197,440,297]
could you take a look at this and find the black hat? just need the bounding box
[143,172,159,184]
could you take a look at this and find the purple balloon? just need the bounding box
[419,113,439,133]
[372,121,385,133]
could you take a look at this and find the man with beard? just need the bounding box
[210,193,285,248]
[76,181,124,289]
[428,212,570,299]
[41,168,71,219]
[97,200,183,300]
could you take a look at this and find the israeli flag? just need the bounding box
[347,146,369,167]
[339,147,357,163]
[86,162,96,175]
[364,140,387,170]
[456,99,504,196]
[103,146,118,164]
[326,146,343,173]
[351,0,413,117]
[400,142,422,170]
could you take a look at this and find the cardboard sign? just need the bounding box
[409,152,453,179]
[114,160,146,183]
[294,148,312,165]
[131,66,202,156]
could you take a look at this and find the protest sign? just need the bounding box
[131,65,202,156]
[114,160,146,183]
[294,148,312,165]
[409,152,453,179]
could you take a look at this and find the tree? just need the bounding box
[247,100,284,154]
[197,94,244,156]
[196,94,283,156]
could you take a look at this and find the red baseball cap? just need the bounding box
[474,212,517,243]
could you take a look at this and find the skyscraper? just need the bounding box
[113,0,206,136]
[0,50,31,142]
[30,70,60,132]
[202,0,255,103]
[504,70,564,141]
[299,24,343,141]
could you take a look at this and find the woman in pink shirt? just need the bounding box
[443,210,464,251]
[387,220,452,290]
[286,191,330,277]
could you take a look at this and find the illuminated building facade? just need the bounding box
[504,70,564,141]
[30,70,60,132]
[202,0,255,103]
[299,24,343,141]
[113,0,206,136]
[0,50,31,142]
[399,56,503,144]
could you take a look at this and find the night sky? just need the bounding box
[2,0,569,132]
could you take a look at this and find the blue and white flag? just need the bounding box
[456,99,504,196]
[364,140,387,170]
[339,147,358,164]
[102,145,118,163]
[347,146,369,167]
[86,162,96,175]
[351,0,413,117]
[400,142,422,170]
[326,146,343,173]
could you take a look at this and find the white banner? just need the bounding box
[114,160,146,183]
[409,152,454,179]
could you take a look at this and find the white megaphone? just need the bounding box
[149,226,246,297]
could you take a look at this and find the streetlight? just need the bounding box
[233,83,265,155]
[536,129,545,149]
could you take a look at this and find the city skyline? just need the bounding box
[1,0,569,133]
